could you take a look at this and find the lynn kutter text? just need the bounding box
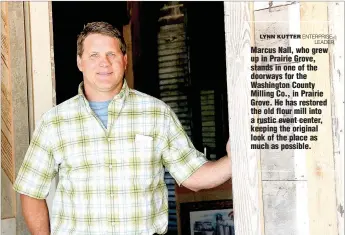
[259,34,336,44]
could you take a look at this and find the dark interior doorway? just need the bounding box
[184,2,229,159]
[52,1,128,104]
[52,2,228,234]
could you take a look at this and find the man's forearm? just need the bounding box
[182,156,232,192]
[20,194,50,235]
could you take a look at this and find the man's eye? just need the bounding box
[90,54,98,58]
[107,53,116,57]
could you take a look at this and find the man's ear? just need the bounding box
[77,55,83,72]
[124,54,128,70]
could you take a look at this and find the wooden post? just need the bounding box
[1,1,16,219]
[328,2,344,235]
[300,2,338,235]
[224,2,264,235]
[26,1,56,219]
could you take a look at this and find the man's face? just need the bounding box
[77,33,127,100]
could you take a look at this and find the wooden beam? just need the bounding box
[7,2,31,233]
[123,23,134,89]
[1,1,16,219]
[300,2,338,235]
[26,1,57,220]
[27,2,54,124]
[328,2,344,235]
[224,2,263,235]
[250,2,266,235]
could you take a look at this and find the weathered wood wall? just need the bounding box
[224,2,264,235]
[328,3,344,235]
[225,2,342,235]
[300,3,338,235]
[254,2,310,235]
[1,1,16,220]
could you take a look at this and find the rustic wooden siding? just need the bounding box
[224,2,265,235]
[328,3,344,235]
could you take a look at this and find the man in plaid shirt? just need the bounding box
[14,22,232,235]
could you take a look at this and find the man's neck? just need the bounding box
[84,82,123,102]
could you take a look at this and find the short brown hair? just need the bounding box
[77,21,126,57]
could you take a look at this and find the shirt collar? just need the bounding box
[78,79,130,105]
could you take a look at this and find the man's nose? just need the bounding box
[99,56,111,67]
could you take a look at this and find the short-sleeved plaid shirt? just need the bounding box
[13,80,208,235]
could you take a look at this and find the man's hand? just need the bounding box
[226,137,231,157]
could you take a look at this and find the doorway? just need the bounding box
[51,2,228,234]
[52,1,128,104]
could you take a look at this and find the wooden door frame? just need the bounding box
[24,1,57,218]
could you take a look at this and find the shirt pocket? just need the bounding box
[135,134,153,159]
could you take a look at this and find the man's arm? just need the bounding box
[182,139,232,192]
[182,155,231,192]
[20,194,50,235]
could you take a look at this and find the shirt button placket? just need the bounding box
[107,136,116,233]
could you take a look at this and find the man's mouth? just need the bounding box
[97,72,113,75]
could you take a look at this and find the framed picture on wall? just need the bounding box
[179,199,234,235]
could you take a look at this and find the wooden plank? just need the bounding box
[29,2,54,124]
[158,41,186,51]
[158,66,186,75]
[157,47,187,57]
[1,218,16,235]
[48,2,56,106]
[160,3,183,11]
[1,1,16,220]
[158,28,185,39]
[27,0,57,220]
[328,3,344,235]
[7,2,31,233]
[1,1,15,185]
[157,53,188,63]
[161,95,188,102]
[159,78,185,86]
[159,71,186,79]
[157,38,185,46]
[158,23,184,33]
[287,6,311,235]
[158,59,188,68]
[123,23,134,89]
[299,3,338,235]
[160,90,187,98]
[224,2,263,235]
[250,2,266,234]
[158,14,184,25]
